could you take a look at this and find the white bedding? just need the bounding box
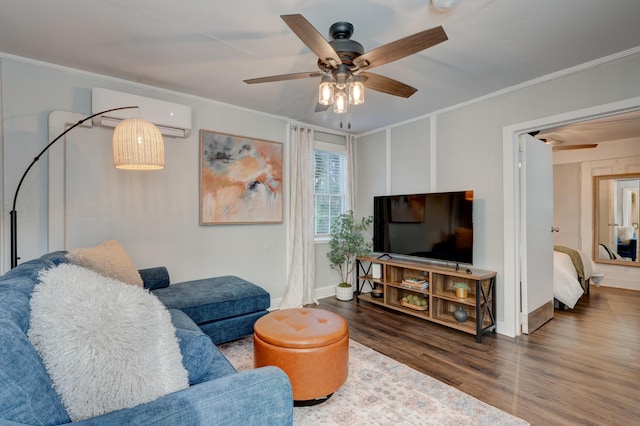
[553,249,603,309]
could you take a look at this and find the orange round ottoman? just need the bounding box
[253,308,349,404]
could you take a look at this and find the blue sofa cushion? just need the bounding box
[139,266,171,290]
[199,310,268,345]
[0,273,70,424]
[1,259,53,282]
[0,319,70,425]
[169,309,217,384]
[39,250,69,265]
[0,283,34,332]
[70,367,293,426]
[152,276,270,325]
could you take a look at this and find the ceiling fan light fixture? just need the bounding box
[334,67,349,90]
[333,89,348,114]
[318,74,335,105]
[249,14,447,121]
[348,75,365,105]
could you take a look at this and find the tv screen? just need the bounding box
[373,191,473,265]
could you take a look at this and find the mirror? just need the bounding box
[593,173,640,266]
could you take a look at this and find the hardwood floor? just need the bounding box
[312,285,640,425]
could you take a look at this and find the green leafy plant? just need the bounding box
[453,282,470,291]
[327,210,374,285]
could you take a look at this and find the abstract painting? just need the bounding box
[200,130,283,224]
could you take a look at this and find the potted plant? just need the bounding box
[327,211,373,301]
[453,282,470,299]
[335,282,354,301]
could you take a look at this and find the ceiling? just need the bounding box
[537,110,640,149]
[1,0,640,134]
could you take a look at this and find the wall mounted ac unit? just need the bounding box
[91,88,192,137]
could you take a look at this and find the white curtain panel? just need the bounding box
[280,125,317,308]
[346,134,356,212]
[346,134,357,287]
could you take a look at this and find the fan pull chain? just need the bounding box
[339,115,352,130]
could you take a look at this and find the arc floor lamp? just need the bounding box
[9,106,164,268]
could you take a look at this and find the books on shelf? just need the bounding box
[399,277,429,290]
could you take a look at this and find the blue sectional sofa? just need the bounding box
[0,251,293,425]
[139,265,272,344]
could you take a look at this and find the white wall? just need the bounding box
[0,57,290,306]
[354,51,640,336]
[355,130,387,217]
[389,120,431,194]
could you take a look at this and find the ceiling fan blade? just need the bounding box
[354,26,447,70]
[281,14,342,67]
[553,144,598,151]
[244,71,324,84]
[360,72,417,98]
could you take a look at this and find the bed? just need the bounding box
[553,245,603,309]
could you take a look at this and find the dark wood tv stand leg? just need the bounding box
[475,276,497,342]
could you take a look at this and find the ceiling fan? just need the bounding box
[529,131,598,151]
[244,14,448,112]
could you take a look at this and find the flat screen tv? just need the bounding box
[373,191,473,265]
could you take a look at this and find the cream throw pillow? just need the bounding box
[66,240,143,286]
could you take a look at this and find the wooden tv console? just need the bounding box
[356,256,497,343]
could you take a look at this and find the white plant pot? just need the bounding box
[336,285,353,301]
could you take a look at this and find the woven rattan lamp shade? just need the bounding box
[112,117,164,170]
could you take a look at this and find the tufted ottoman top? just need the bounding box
[253,308,348,349]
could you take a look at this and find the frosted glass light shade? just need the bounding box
[113,117,164,170]
[348,78,365,105]
[319,79,335,105]
[333,90,348,114]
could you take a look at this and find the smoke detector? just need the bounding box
[432,0,462,11]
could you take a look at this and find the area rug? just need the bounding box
[218,337,529,426]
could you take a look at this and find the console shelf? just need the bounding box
[356,256,497,342]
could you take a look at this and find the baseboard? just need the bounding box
[495,320,514,338]
[598,279,640,292]
[526,300,554,334]
[268,297,282,311]
[268,285,340,310]
[315,284,339,300]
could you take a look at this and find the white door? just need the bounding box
[520,133,554,334]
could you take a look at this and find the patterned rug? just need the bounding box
[218,337,529,426]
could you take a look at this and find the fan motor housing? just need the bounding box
[316,21,364,71]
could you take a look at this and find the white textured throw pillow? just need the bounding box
[66,240,144,286]
[28,264,189,421]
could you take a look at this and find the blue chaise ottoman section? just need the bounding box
[151,276,271,344]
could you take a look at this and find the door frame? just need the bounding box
[502,96,640,337]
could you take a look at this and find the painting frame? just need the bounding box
[199,129,283,225]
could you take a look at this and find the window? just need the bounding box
[314,142,348,236]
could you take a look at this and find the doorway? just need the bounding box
[502,96,640,337]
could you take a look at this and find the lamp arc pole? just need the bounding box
[9,106,138,269]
